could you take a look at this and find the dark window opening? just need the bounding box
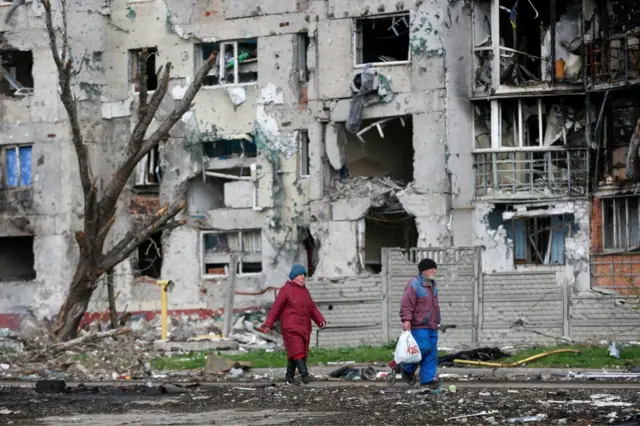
[137,232,162,278]
[300,227,317,278]
[299,130,310,176]
[355,13,410,65]
[239,262,262,274]
[130,47,158,92]
[0,49,34,96]
[364,202,417,274]
[297,32,310,82]
[202,138,258,160]
[0,236,36,282]
[343,115,413,184]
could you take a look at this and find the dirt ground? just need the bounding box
[0,382,638,425]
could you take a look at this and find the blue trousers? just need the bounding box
[402,328,438,385]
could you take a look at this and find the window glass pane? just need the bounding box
[19,146,32,187]
[5,148,17,187]
[629,197,640,248]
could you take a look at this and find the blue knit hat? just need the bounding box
[289,264,307,280]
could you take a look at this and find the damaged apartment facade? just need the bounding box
[0,0,638,346]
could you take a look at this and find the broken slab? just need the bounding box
[153,340,239,352]
[332,198,370,221]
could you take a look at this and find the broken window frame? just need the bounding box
[507,213,573,266]
[129,47,158,94]
[1,49,34,97]
[298,130,310,177]
[2,144,33,189]
[472,98,589,198]
[134,145,161,188]
[200,229,263,277]
[602,195,640,253]
[352,12,412,68]
[196,39,258,88]
[203,162,260,211]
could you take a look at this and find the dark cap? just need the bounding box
[418,258,437,272]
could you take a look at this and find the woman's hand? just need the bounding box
[257,324,271,333]
[319,321,327,329]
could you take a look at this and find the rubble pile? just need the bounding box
[0,310,284,383]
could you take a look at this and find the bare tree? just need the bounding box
[40,0,217,340]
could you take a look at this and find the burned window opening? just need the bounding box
[134,145,161,189]
[0,49,33,96]
[488,204,576,265]
[189,166,256,213]
[300,227,317,278]
[137,232,162,279]
[201,230,262,276]
[343,115,413,183]
[354,13,410,66]
[586,0,640,87]
[129,47,158,92]
[602,195,640,252]
[364,202,417,274]
[0,236,36,282]
[197,40,258,87]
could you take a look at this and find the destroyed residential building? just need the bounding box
[0,0,639,348]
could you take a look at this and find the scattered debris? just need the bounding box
[609,341,621,359]
[438,347,510,367]
[507,414,547,423]
[446,411,499,421]
[329,366,377,381]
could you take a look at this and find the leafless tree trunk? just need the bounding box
[40,0,217,340]
[106,269,117,329]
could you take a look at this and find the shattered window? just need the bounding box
[202,138,257,160]
[197,40,258,87]
[134,146,161,188]
[354,13,410,66]
[202,230,262,276]
[129,47,158,92]
[0,236,36,282]
[0,49,34,96]
[603,196,640,252]
[298,130,310,177]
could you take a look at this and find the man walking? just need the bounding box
[399,258,440,388]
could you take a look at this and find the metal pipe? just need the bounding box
[454,349,581,368]
[155,280,173,341]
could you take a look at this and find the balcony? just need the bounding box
[474,148,589,199]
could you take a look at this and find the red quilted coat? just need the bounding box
[264,280,325,360]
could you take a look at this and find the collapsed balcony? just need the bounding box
[585,0,640,90]
[473,96,589,198]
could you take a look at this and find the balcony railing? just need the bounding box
[474,148,588,198]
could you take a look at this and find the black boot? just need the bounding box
[295,358,311,384]
[285,360,300,385]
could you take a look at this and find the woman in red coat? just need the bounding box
[259,264,326,385]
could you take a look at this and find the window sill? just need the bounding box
[202,272,263,279]
[133,185,160,194]
[201,82,258,90]
[354,61,410,68]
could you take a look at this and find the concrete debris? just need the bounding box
[329,176,405,202]
[507,414,547,423]
[227,87,247,107]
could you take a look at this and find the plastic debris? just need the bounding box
[609,341,621,359]
[507,414,547,423]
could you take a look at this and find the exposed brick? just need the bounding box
[129,194,160,215]
[592,253,640,293]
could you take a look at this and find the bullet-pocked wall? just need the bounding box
[0,0,476,326]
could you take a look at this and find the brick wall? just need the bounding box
[590,197,640,294]
[129,193,160,215]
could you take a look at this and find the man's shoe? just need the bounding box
[295,358,311,384]
[285,360,300,385]
[423,379,441,389]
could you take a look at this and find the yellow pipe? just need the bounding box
[156,280,172,341]
[453,349,581,368]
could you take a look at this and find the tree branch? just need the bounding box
[99,201,186,272]
[99,51,217,217]
[137,48,150,121]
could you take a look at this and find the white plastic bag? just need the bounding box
[394,330,422,364]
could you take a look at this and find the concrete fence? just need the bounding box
[309,247,640,349]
